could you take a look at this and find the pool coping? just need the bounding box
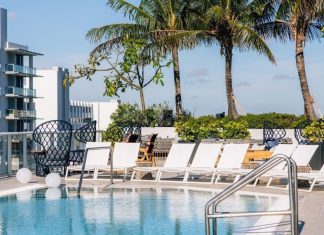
[0,183,46,197]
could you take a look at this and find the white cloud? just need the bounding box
[235,82,251,87]
[186,68,209,78]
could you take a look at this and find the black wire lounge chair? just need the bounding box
[33,120,72,176]
[294,119,312,145]
[263,121,286,150]
[69,121,97,165]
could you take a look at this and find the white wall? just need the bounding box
[141,127,299,143]
[34,67,69,126]
[141,127,177,139]
[92,100,120,130]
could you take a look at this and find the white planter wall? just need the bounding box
[142,127,298,144]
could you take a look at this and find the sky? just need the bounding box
[0,0,323,116]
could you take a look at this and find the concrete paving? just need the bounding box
[0,175,324,234]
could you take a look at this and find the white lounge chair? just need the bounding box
[298,162,324,192]
[214,143,249,183]
[131,143,196,182]
[65,142,111,181]
[266,145,318,188]
[236,144,298,186]
[106,142,141,181]
[183,143,223,183]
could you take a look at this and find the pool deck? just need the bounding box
[0,176,324,234]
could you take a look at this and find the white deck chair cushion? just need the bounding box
[190,143,223,168]
[84,142,111,167]
[163,143,196,168]
[217,144,249,169]
[271,144,298,170]
[112,142,140,167]
[291,145,318,166]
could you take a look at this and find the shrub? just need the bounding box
[103,103,174,142]
[175,116,250,140]
[303,120,324,142]
[220,121,250,139]
[237,113,306,128]
[174,116,223,141]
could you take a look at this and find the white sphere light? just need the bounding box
[16,168,32,184]
[45,173,61,188]
[45,188,61,200]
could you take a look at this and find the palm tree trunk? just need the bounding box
[139,88,145,111]
[295,33,317,120]
[225,47,239,120]
[171,46,183,116]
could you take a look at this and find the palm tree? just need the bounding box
[199,0,276,119]
[86,0,201,117]
[261,0,324,120]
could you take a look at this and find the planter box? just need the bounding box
[309,142,324,170]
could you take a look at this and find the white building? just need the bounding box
[34,67,69,127]
[0,8,43,132]
[70,100,120,130]
[32,66,119,131]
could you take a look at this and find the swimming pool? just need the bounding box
[0,187,286,235]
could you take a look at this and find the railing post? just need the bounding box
[22,134,28,168]
[7,135,12,176]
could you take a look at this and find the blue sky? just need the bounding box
[1,0,324,116]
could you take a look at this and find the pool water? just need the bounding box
[0,188,283,235]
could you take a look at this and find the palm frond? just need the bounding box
[275,0,292,21]
[151,29,214,51]
[107,0,161,26]
[86,23,147,43]
[305,22,324,41]
[234,24,276,64]
[206,5,225,21]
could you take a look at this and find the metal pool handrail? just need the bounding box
[205,154,298,235]
[77,146,113,196]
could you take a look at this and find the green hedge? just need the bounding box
[237,113,307,128]
[174,116,250,141]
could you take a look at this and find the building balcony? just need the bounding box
[5,64,38,77]
[4,87,37,98]
[5,109,36,120]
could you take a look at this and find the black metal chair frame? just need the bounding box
[294,119,312,145]
[33,120,72,176]
[263,121,286,150]
[121,125,141,142]
[69,121,97,165]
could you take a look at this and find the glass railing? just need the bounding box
[5,109,37,119]
[5,64,37,76]
[5,86,36,97]
[0,131,103,176]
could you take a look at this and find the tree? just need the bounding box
[67,38,170,111]
[262,0,324,120]
[86,0,201,117]
[199,0,276,120]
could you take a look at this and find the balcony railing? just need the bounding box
[5,64,37,76]
[0,131,103,176]
[5,86,36,98]
[5,109,37,120]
